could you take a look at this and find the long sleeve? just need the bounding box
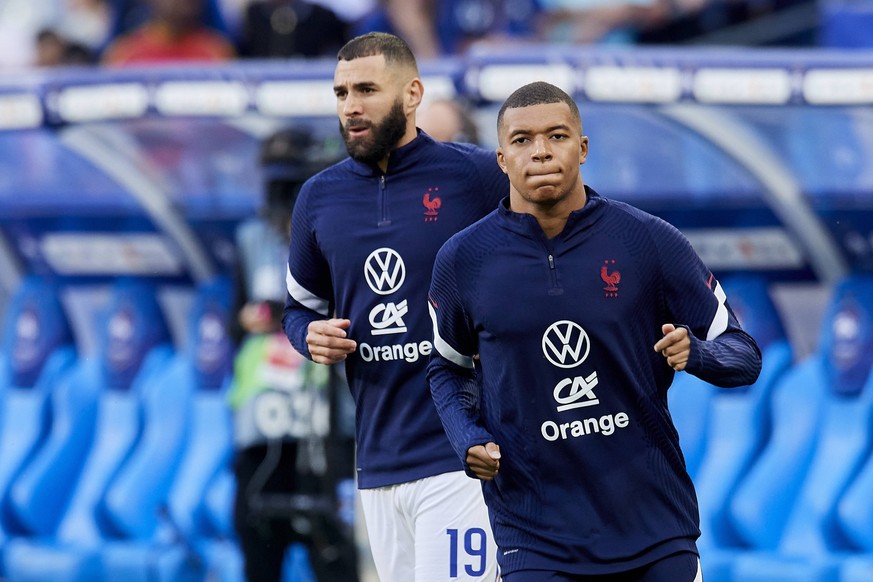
[683,323,762,387]
[282,181,333,360]
[654,218,762,388]
[426,243,494,467]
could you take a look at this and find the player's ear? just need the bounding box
[579,135,589,165]
[496,148,508,174]
[406,78,423,113]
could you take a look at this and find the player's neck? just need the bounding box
[512,187,587,239]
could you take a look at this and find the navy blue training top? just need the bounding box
[427,188,762,576]
[283,130,508,488]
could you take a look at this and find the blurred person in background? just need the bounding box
[35,27,98,66]
[106,0,231,39]
[238,0,350,59]
[101,0,235,65]
[60,0,112,53]
[0,0,61,69]
[34,28,70,67]
[229,126,359,582]
[635,0,817,46]
[417,97,481,144]
[537,0,671,45]
[356,0,544,57]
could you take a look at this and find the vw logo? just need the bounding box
[542,320,590,368]
[364,248,406,295]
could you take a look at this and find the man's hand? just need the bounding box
[306,318,357,364]
[466,442,501,481]
[654,323,691,371]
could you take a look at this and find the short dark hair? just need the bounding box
[497,81,581,132]
[337,32,419,75]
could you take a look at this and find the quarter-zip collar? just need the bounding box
[496,185,607,242]
[347,129,435,177]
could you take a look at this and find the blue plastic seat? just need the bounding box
[836,331,873,581]
[729,275,873,582]
[3,279,175,582]
[101,277,238,582]
[690,276,793,581]
[0,278,77,575]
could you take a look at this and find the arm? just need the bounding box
[655,319,761,387]
[282,182,356,364]
[426,244,497,478]
[653,221,762,388]
[383,0,440,58]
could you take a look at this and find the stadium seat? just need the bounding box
[729,274,873,581]
[0,278,77,576]
[691,276,793,581]
[836,356,873,581]
[3,279,175,582]
[200,467,244,582]
[100,276,237,582]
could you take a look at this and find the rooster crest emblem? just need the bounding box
[423,188,441,222]
[601,260,621,297]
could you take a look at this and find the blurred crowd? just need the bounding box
[2,0,818,70]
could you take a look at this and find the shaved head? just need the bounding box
[497,81,581,135]
[337,32,419,80]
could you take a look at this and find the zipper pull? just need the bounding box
[548,254,555,270]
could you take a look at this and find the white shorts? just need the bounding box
[359,470,498,582]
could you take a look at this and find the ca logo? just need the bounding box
[369,300,409,335]
[554,372,599,411]
[364,248,406,295]
[542,320,590,368]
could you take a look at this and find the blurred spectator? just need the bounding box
[538,0,670,45]
[238,0,350,59]
[35,29,69,68]
[636,0,817,46]
[356,0,544,57]
[64,41,98,65]
[0,0,59,69]
[309,0,375,24]
[107,0,231,39]
[35,28,98,67]
[101,0,235,65]
[60,0,112,51]
[417,97,481,144]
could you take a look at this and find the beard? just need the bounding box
[340,99,408,166]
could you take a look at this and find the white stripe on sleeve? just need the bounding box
[286,265,330,316]
[706,281,729,341]
[428,302,475,369]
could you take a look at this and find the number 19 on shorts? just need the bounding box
[446,527,488,578]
